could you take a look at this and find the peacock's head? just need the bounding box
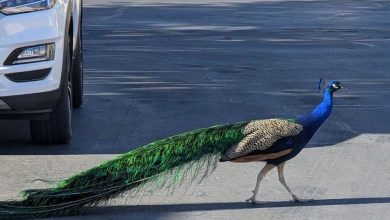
[328,80,344,93]
[318,79,345,93]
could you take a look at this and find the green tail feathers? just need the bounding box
[0,121,248,219]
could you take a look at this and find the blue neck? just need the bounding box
[296,88,333,135]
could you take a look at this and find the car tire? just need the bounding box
[72,27,83,109]
[29,85,72,144]
[29,34,72,144]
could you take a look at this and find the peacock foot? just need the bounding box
[245,197,269,205]
[245,191,254,202]
[245,196,254,203]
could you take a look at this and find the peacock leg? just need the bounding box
[246,163,275,204]
[277,162,312,202]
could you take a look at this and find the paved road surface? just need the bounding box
[1,0,390,219]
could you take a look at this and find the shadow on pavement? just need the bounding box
[90,197,390,214]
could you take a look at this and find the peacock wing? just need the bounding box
[220,119,303,161]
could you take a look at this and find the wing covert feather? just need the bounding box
[220,119,302,161]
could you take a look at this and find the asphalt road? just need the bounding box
[1,0,390,219]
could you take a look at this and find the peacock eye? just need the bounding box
[332,84,338,89]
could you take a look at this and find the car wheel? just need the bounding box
[72,27,83,109]
[29,35,72,144]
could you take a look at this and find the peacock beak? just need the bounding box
[339,83,347,93]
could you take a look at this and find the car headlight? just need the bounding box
[0,0,56,15]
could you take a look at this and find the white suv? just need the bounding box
[0,0,83,144]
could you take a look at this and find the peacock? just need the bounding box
[0,80,344,219]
